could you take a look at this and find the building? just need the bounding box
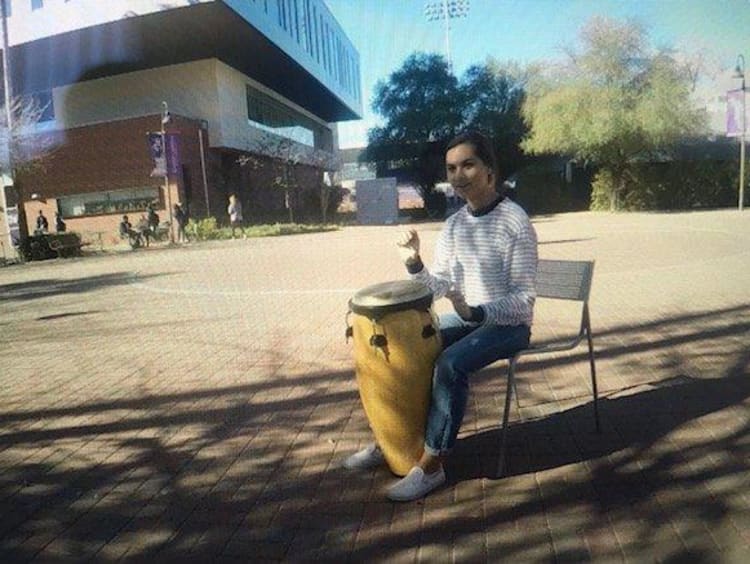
[0,0,361,249]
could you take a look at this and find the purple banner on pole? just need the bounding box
[147,132,166,177]
[726,89,745,137]
[165,133,181,175]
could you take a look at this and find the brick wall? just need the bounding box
[15,114,212,242]
[12,114,333,245]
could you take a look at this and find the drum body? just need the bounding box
[348,280,442,476]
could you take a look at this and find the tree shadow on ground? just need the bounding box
[0,304,748,561]
[0,271,180,302]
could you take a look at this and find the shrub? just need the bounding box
[590,161,738,211]
[17,232,84,261]
[188,217,232,241]
[242,223,339,238]
[186,218,339,241]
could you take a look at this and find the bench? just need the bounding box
[48,237,88,258]
[497,259,600,476]
[136,222,171,245]
[153,222,171,241]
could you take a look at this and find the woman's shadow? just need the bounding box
[446,372,750,481]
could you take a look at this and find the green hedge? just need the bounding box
[187,218,340,241]
[591,161,740,211]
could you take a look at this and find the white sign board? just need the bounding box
[355,177,398,225]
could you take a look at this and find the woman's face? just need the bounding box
[445,142,494,206]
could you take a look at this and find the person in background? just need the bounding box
[35,210,49,234]
[55,212,67,233]
[227,194,244,238]
[173,202,188,243]
[146,203,160,236]
[119,214,143,248]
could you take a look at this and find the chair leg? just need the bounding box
[584,307,600,433]
[497,356,518,477]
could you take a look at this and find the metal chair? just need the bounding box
[497,259,599,476]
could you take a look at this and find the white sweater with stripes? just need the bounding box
[412,197,538,327]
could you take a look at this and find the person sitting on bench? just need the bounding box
[119,215,142,247]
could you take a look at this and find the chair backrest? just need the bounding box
[535,259,594,302]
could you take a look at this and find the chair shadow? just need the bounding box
[446,373,750,482]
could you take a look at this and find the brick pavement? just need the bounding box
[0,209,749,562]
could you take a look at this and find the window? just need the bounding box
[292,0,300,43]
[304,0,313,55]
[246,86,321,148]
[58,187,159,218]
[31,0,43,11]
[313,5,319,62]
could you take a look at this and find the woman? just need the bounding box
[344,130,538,501]
[227,194,243,238]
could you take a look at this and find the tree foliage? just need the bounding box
[1,96,60,245]
[238,132,339,223]
[363,52,528,201]
[522,16,708,210]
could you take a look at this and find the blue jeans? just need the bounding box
[423,313,531,456]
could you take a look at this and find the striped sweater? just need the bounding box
[412,197,538,327]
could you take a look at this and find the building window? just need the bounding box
[31,0,44,11]
[293,0,300,43]
[313,5,319,62]
[321,19,328,70]
[246,86,325,148]
[304,0,313,55]
[58,187,159,218]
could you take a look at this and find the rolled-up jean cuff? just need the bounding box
[423,443,449,457]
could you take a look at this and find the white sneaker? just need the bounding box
[386,466,446,502]
[342,443,385,470]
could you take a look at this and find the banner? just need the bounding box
[726,89,745,138]
[148,132,167,177]
[148,132,181,177]
[165,132,181,175]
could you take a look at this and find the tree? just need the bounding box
[363,52,528,209]
[0,97,58,245]
[462,59,529,180]
[362,53,462,200]
[522,16,708,210]
[238,131,339,223]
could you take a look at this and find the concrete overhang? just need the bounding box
[7,1,360,122]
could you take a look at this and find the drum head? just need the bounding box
[349,280,433,319]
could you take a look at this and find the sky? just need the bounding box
[325,0,750,148]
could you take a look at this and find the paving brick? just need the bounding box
[0,211,748,561]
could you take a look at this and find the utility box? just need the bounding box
[355,177,398,225]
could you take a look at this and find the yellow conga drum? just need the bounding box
[347,280,442,476]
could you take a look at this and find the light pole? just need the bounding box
[733,55,746,211]
[424,0,470,73]
[161,101,175,242]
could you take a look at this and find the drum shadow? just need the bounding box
[445,373,750,482]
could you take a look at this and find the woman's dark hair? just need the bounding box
[446,130,498,180]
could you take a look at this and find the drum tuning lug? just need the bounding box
[370,334,387,347]
[422,325,436,338]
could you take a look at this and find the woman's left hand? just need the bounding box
[446,290,472,321]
